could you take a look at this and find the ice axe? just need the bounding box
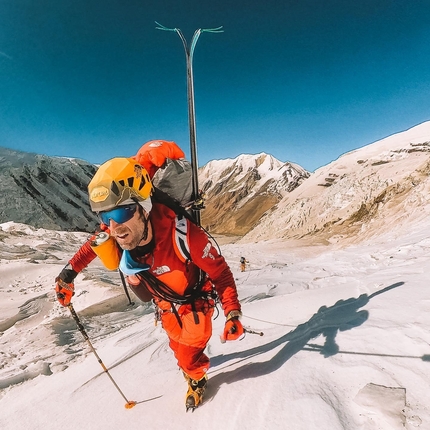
[220,325,265,343]
[244,327,264,337]
[67,303,136,409]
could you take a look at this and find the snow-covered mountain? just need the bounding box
[199,153,310,235]
[243,121,430,245]
[0,147,98,231]
[2,120,430,244]
[0,147,309,236]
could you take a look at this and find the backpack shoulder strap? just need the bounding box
[151,186,196,263]
[172,214,191,263]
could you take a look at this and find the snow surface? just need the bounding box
[1,218,430,430]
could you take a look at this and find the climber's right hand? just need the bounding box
[221,310,244,343]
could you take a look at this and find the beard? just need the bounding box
[111,210,150,250]
[113,222,146,250]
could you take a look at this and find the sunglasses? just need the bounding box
[98,204,138,225]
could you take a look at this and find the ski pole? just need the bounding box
[119,270,135,306]
[67,304,136,409]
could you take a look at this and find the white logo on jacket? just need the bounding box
[154,265,170,275]
[202,243,215,260]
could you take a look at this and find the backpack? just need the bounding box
[133,140,193,205]
[152,158,193,207]
[132,140,203,255]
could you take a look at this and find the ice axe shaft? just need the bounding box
[67,304,136,409]
[244,327,264,336]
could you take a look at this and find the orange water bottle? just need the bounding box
[90,232,120,270]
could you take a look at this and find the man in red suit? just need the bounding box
[55,150,243,410]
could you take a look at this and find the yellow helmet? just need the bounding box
[88,157,153,212]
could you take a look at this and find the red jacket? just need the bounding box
[69,203,240,317]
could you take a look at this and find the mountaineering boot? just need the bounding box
[185,374,208,411]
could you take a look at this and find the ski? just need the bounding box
[156,22,222,228]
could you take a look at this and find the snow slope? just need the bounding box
[1,218,430,430]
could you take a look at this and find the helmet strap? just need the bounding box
[136,203,151,244]
[141,214,150,242]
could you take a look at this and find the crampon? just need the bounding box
[185,374,207,412]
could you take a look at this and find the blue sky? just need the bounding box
[1,0,430,172]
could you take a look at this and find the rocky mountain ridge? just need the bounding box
[0,147,98,232]
[0,147,308,236]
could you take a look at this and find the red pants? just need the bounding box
[160,299,214,380]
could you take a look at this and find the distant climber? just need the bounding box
[240,256,249,272]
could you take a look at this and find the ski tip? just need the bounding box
[125,401,137,409]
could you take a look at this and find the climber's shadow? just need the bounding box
[206,282,404,398]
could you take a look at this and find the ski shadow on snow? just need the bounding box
[206,282,405,400]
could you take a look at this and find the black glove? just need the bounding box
[58,264,78,283]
